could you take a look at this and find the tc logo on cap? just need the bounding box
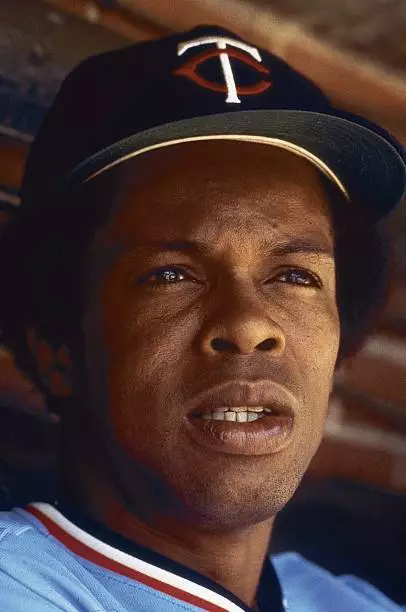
[175,36,271,104]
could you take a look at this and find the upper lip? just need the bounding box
[188,381,297,417]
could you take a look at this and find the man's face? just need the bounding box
[81,141,340,530]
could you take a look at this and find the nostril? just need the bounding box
[256,338,278,351]
[210,338,239,352]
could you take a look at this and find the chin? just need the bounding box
[170,473,302,532]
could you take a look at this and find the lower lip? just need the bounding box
[185,414,294,456]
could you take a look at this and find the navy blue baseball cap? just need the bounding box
[21,25,406,221]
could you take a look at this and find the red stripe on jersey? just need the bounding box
[26,504,229,612]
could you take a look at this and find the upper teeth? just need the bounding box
[211,406,271,412]
[201,406,273,422]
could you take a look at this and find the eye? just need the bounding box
[272,268,322,289]
[136,266,198,288]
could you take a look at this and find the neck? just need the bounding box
[57,423,275,608]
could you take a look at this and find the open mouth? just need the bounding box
[185,382,296,455]
[186,405,294,455]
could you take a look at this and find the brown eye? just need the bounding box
[137,266,197,287]
[274,268,322,289]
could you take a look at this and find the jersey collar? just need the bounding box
[25,502,286,612]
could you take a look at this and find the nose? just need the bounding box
[200,290,286,356]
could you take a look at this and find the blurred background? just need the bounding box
[0,0,405,605]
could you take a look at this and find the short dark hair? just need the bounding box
[0,170,390,406]
[324,178,390,359]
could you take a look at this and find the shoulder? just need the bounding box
[0,507,42,544]
[272,552,403,612]
[0,507,77,609]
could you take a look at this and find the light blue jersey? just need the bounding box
[0,502,402,611]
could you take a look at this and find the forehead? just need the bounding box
[99,141,333,244]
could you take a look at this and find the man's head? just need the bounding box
[0,25,404,533]
[79,141,339,528]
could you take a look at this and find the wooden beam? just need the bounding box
[44,0,167,41]
[334,386,406,435]
[309,437,396,491]
[339,353,406,410]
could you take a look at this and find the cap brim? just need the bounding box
[66,110,406,221]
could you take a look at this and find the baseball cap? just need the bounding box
[21,25,406,221]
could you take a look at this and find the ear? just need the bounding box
[26,328,73,398]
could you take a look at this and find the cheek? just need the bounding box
[287,292,339,355]
[99,278,196,421]
[285,315,340,471]
[98,300,188,459]
[287,302,340,417]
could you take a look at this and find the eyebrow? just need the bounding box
[150,238,334,258]
[271,238,334,258]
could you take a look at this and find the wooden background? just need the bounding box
[1,0,406,497]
